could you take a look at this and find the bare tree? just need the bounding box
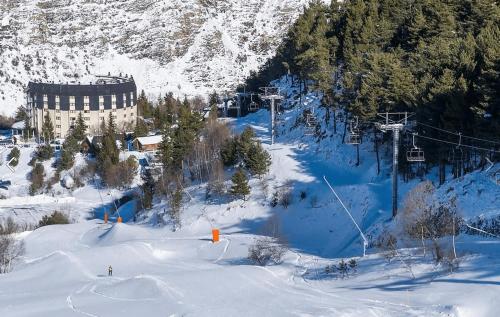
[397,181,461,265]
[248,215,288,266]
[0,218,25,274]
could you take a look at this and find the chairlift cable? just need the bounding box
[416,122,500,145]
[410,133,500,153]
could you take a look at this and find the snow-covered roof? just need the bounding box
[134,135,162,146]
[12,121,24,130]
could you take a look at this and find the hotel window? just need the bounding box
[56,134,61,138]
[56,110,60,113]
[112,115,117,119]
[70,103,75,107]
[70,110,75,113]
[100,109,105,113]
[56,125,61,128]
[124,114,127,118]
[84,110,90,113]
[84,103,89,107]
[56,116,60,120]
[112,109,116,112]
[84,117,90,121]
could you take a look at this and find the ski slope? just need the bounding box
[0,81,500,316]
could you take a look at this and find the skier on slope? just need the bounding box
[108,265,113,276]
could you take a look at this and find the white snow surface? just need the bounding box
[0,78,499,316]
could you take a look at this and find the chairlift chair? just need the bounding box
[449,133,464,164]
[248,101,258,111]
[347,132,361,145]
[248,94,258,112]
[304,110,318,136]
[406,133,425,162]
[346,117,361,145]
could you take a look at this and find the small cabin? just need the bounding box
[133,135,162,152]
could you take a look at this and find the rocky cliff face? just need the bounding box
[0,0,314,115]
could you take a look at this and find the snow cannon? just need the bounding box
[104,212,108,224]
[117,216,123,223]
[212,229,220,243]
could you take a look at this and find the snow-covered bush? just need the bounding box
[0,218,25,274]
[271,181,293,208]
[37,211,70,227]
[7,147,20,166]
[35,144,54,161]
[248,237,287,266]
[324,259,358,279]
[29,163,45,195]
[395,181,462,263]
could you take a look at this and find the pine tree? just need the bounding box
[134,118,149,137]
[141,169,154,210]
[245,142,271,177]
[137,90,152,118]
[41,112,54,143]
[160,124,173,169]
[230,169,251,201]
[169,186,183,229]
[237,126,255,160]
[208,91,219,107]
[23,113,32,141]
[97,114,119,167]
[172,103,203,170]
[73,112,86,141]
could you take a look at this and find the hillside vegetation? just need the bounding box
[247,0,499,158]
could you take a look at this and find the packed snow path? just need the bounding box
[1,103,499,316]
[1,221,482,317]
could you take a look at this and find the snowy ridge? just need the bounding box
[0,0,324,115]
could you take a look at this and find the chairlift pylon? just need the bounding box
[406,133,425,162]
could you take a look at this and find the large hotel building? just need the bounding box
[26,75,138,139]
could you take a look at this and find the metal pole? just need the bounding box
[270,98,275,145]
[323,176,368,257]
[392,128,400,217]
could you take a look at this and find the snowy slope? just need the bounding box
[0,79,499,316]
[0,0,322,115]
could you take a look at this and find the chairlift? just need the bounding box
[304,109,317,136]
[248,94,258,112]
[449,133,464,164]
[346,117,361,145]
[406,133,425,162]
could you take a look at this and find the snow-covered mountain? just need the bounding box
[0,0,316,115]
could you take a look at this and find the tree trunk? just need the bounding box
[439,156,446,185]
[374,128,380,175]
[356,144,360,166]
[342,116,347,144]
[325,105,330,125]
[333,109,337,134]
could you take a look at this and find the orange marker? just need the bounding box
[212,229,219,243]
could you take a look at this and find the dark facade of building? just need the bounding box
[27,75,138,138]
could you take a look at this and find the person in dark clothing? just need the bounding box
[108,265,113,276]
